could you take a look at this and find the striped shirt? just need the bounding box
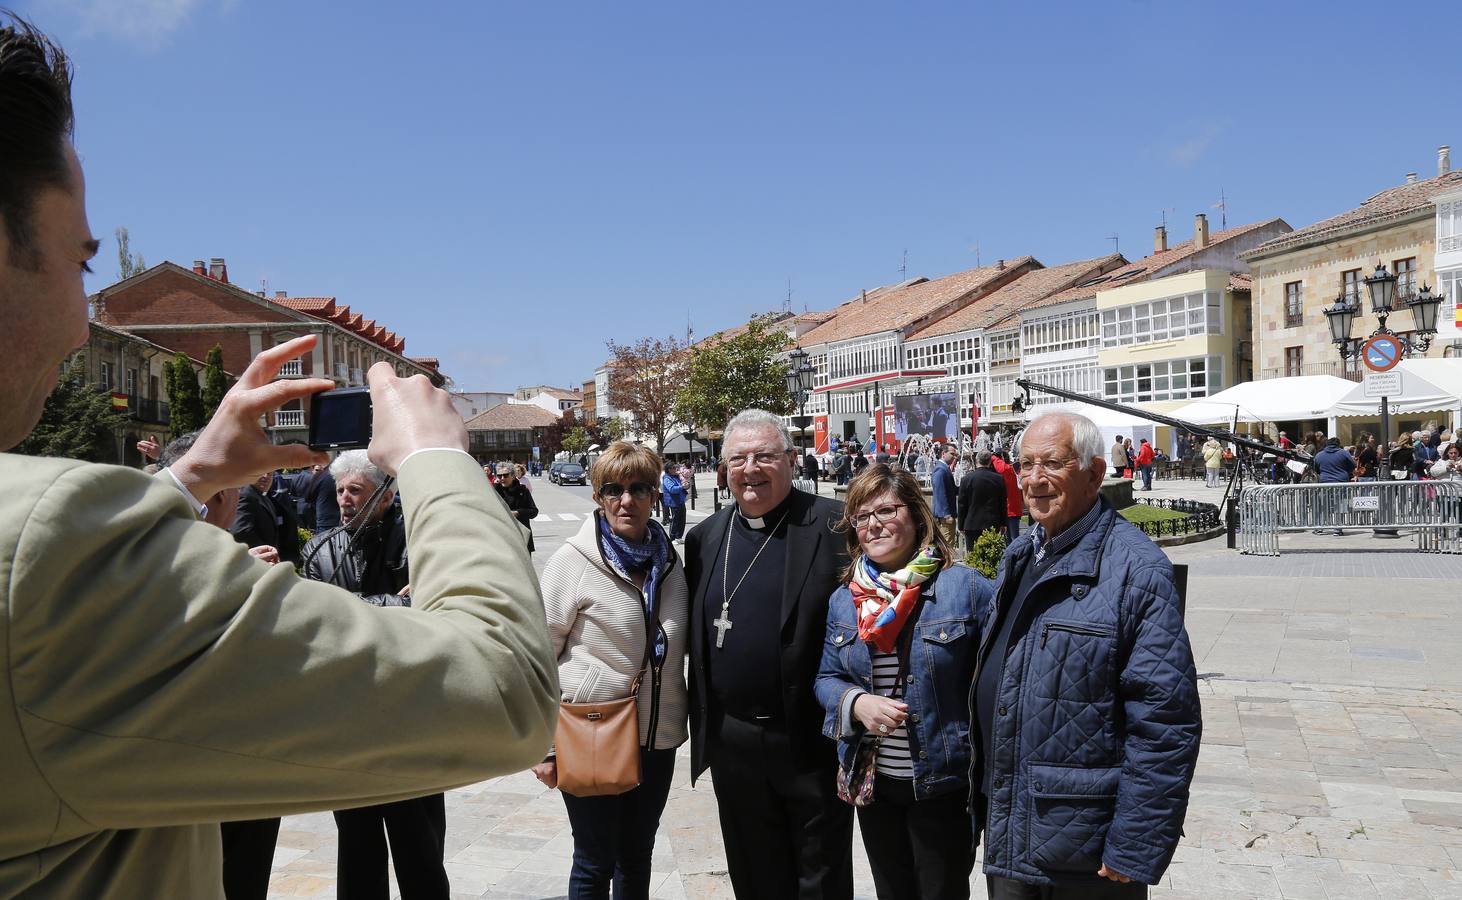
[870,650,913,778]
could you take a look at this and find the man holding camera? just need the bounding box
[0,14,559,899]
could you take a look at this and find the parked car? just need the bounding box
[548,461,568,482]
[555,463,587,486]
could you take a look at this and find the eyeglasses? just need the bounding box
[598,481,656,501]
[1017,457,1077,474]
[849,503,906,530]
[726,450,791,469]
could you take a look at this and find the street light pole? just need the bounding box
[1323,262,1444,480]
[785,345,816,452]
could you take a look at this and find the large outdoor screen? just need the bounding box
[893,391,958,441]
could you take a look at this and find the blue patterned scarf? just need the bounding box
[595,511,671,666]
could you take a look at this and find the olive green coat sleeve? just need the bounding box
[0,449,557,898]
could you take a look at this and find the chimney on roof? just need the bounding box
[861,289,867,304]
[1194,214,1209,249]
[274,290,287,298]
[1442,145,1453,177]
[996,259,1005,270]
[1154,225,1168,253]
[255,290,265,297]
[208,258,228,283]
[1407,172,1419,184]
[192,260,206,275]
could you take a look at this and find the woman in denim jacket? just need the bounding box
[815,464,992,900]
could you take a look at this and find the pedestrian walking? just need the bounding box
[661,461,687,543]
[1110,436,1129,480]
[991,451,1022,543]
[534,442,689,900]
[930,445,959,548]
[1135,438,1155,491]
[1202,437,1223,488]
[495,462,539,552]
[815,464,990,900]
[956,451,1006,551]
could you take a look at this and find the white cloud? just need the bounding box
[1167,122,1226,168]
[40,0,230,47]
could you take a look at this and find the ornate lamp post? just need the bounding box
[1322,262,1444,480]
[784,345,816,451]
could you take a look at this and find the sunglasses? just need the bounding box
[598,481,656,501]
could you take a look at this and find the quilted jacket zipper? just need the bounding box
[1040,621,1113,648]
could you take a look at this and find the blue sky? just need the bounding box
[22,0,1456,391]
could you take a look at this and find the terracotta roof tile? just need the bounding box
[275,296,337,312]
[800,259,1037,346]
[1246,171,1462,257]
[1229,273,1253,291]
[464,403,561,430]
[908,254,1126,339]
[1032,218,1285,313]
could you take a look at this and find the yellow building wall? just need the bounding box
[1095,269,1237,374]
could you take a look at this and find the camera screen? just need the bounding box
[309,388,372,450]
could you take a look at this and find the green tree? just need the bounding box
[201,344,229,420]
[14,352,129,462]
[114,226,146,279]
[674,314,794,436]
[605,334,689,453]
[166,352,206,439]
[561,426,590,456]
[600,416,626,443]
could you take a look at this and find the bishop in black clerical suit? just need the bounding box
[684,410,853,900]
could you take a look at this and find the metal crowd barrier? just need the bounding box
[1238,480,1462,556]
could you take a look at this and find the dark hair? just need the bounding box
[156,430,201,469]
[0,11,75,269]
[835,463,954,583]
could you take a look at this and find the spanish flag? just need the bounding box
[111,393,128,411]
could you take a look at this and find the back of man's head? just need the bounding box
[156,431,201,469]
[0,13,75,268]
[977,450,993,468]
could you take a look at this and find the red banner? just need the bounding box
[814,415,829,454]
[971,396,980,435]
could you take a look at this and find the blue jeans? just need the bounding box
[1140,464,1153,490]
[561,747,677,899]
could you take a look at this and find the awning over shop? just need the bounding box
[1332,358,1462,418]
[1168,375,1357,424]
[659,434,711,454]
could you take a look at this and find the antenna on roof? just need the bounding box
[970,242,980,267]
[1160,208,1175,229]
[1213,188,1228,229]
[785,277,793,314]
[686,312,694,344]
[900,249,907,280]
[1107,233,1120,255]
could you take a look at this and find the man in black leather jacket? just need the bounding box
[300,451,446,898]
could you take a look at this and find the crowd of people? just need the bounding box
[0,15,1201,900]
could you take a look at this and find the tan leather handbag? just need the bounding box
[554,671,645,797]
[555,605,656,798]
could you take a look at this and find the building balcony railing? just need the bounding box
[277,360,303,377]
[1260,362,1362,382]
[350,367,364,384]
[1283,310,1304,328]
[128,396,169,425]
[334,362,349,380]
[274,410,306,428]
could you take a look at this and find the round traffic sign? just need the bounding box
[1361,334,1402,372]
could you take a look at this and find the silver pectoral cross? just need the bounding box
[713,606,733,649]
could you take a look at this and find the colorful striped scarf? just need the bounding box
[850,547,941,653]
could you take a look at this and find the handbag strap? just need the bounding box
[629,579,660,696]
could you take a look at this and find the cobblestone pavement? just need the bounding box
[266,475,1462,898]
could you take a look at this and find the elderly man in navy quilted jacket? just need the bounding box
[970,410,1200,899]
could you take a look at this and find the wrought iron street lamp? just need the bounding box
[785,345,816,451]
[1323,262,1445,484]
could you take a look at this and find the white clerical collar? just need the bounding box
[737,500,791,531]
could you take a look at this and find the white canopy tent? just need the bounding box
[1332,358,1462,420]
[1167,375,1357,425]
[1023,402,1154,458]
